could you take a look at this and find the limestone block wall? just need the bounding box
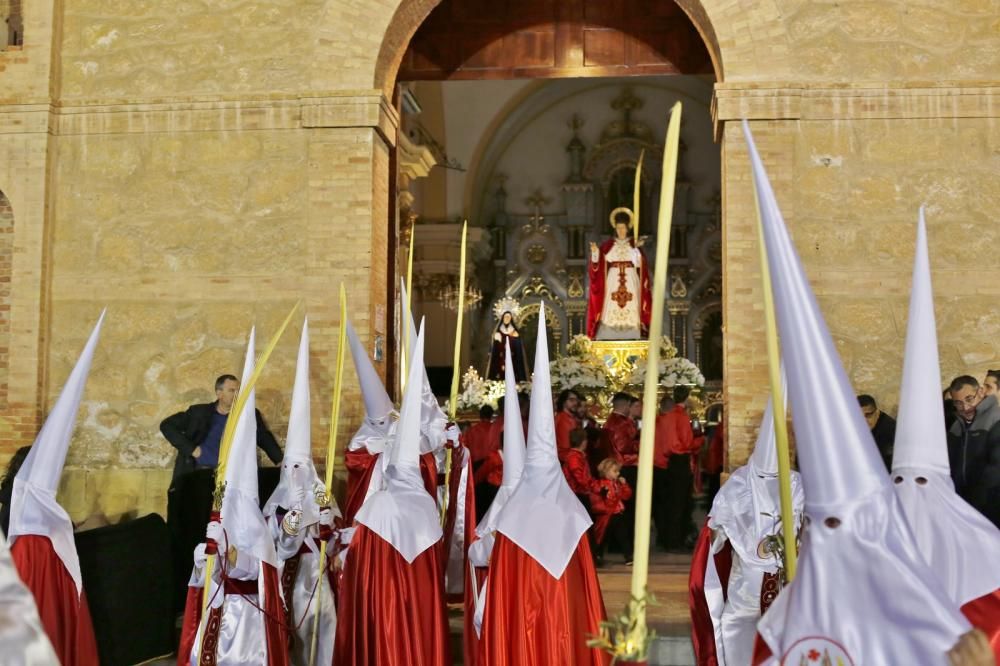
[0,0,999,523]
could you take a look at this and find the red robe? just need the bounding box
[555,411,579,463]
[603,412,639,467]
[588,479,633,544]
[465,420,499,464]
[586,236,652,339]
[343,448,439,524]
[11,535,99,666]
[480,533,610,666]
[442,444,477,603]
[334,525,452,666]
[688,523,733,666]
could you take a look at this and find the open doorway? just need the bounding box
[391,0,721,403]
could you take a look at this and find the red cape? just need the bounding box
[11,535,99,666]
[688,523,733,666]
[334,524,452,666]
[343,448,439,524]
[586,237,652,339]
[480,533,610,666]
[464,553,489,666]
[961,588,1000,662]
[177,561,289,666]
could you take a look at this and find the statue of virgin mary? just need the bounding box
[486,297,529,382]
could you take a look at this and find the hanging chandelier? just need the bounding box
[441,280,483,312]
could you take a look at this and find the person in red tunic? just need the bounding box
[562,428,598,501]
[335,322,452,666]
[555,389,582,462]
[659,386,705,552]
[480,304,609,666]
[889,211,1000,660]
[589,458,633,567]
[602,391,639,554]
[8,312,103,666]
[466,405,499,470]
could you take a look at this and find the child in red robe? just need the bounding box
[589,458,633,566]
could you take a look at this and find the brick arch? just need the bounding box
[0,190,12,408]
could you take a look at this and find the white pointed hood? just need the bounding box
[220,328,277,568]
[892,208,1000,607]
[708,376,804,570]
[400,279,447,453]
[745,121,969,664]
[264,319,332,527]
[475,339,526,538]
[347,320,394,421]
[354,321,442,562]
[494,304,592,579]
[747,376,784,477]
[346,316,397,455]
[9,310,106,592]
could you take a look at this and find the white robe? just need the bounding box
[272,520,337,666]
[186,545,268,666]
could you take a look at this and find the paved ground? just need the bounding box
[151,552,697,665]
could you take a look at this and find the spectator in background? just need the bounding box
[0,446,30,538]
[554,389,581,463]
[947,375,1000,528]
[464,404,497,474]
[160,373,282,485]
[983,370,1000,396]
[858,394,896,472]
[944,388,959,431]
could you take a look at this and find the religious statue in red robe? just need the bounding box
[586,208,652,340]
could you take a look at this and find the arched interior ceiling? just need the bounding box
[399,0,714,81]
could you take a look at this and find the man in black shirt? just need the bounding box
[858,394,896,472]
[160,373,282,486]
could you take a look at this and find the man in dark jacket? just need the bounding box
[947,375,1000,528]
[858,394,897,472]
[160,373,282,486]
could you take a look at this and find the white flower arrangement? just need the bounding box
[549,354,611,390]
[626,354,705,387]
[452,367,528,411]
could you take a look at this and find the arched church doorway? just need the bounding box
[390,0,722,410]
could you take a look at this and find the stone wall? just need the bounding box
[0,0,998,522]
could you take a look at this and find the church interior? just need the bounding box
[3,0,1000,663]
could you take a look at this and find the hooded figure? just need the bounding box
[334,321,452,666]
[743,121,971,665]
[401,279,474,603]
[464,340,527,663]
[8,312,104,665]
[891,209,1000,659]
[342,319,399,525]
[342,313,439,527]
[178,329,289,666]
[263,319,340,666]
[688,379,805,666]
[480,304,609,666]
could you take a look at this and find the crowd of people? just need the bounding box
[462,383,724,569]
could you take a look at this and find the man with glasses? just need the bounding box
[947,375,1000,528]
